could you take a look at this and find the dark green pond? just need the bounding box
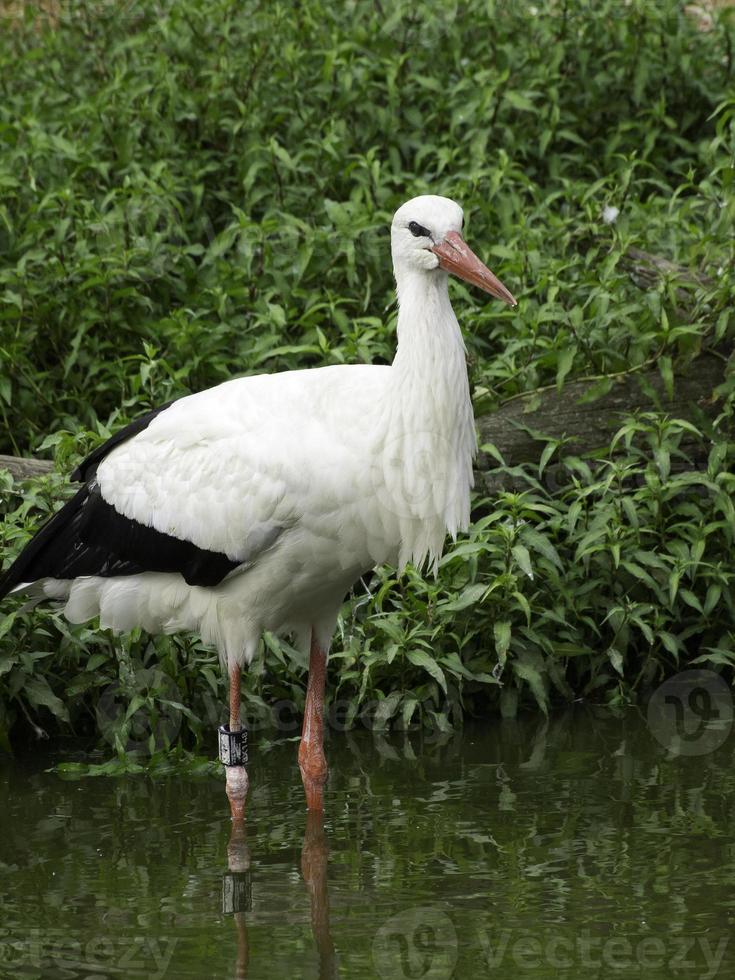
[2,706,735,979]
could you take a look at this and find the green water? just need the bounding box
[1,708,734,979]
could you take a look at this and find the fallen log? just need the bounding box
[476,350,725,476]
[0,455,54,481]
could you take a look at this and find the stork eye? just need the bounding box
[408,221,431,238]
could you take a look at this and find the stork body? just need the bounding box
[0,195,515,815]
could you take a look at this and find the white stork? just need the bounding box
[0,195,516,817]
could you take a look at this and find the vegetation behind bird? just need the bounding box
[0,0,733,764]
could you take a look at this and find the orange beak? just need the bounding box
[431,230,517,306]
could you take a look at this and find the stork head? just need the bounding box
[391,195,516,306]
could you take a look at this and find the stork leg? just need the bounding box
[226,820,251,977]
[225,664,249,821]
[298,631,328,811]
[301,809,335,972]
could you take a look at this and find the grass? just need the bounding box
[0,0,734,760]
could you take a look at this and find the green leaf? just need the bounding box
[400,696,419,729]
[479,442,507,466]
[511,544,534,580]
[658,632,680,657]
[679,589,703,613]
[522,393,542,414]
[555,345,576,392]
[494,620,512,663]
[621,497,639,528]
[669,570,681,605]
[512,660,548,715]
[406,649,447,694]
[659,355,674,400]
[23,676,69,722]
[505,91,537,112]
[372,690,403,730]
[439,652,476,680]
[440,583,487,612]
[621,561,659,591]
[373,618,405,644]
[521,528,563,571]
[554,643,591,657]
[577,377,613,404]
[0,612,17,642]
[512,590,532,625]
[608,648,624,676]
[704,584,722,616]
[538,441,557,479]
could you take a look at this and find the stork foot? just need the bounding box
[299,745,328,811]
[299,630,329,811]
[225,765,250,822]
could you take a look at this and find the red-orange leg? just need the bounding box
[229,664,241,731]
[225,664,249,821]
[298,632,329,811]
[302,809,335,971]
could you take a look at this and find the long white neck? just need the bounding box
[383,268,476,572]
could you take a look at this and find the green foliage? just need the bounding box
[1,0,734,755]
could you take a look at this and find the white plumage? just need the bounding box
[39,196,492,661]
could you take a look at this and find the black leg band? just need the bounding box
[218,725,248,766]
[222,871,252,914]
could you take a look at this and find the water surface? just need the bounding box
[2,708,734,978]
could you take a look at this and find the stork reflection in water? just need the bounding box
[224,811,336,979]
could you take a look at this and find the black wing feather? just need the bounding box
[0,401,240,600]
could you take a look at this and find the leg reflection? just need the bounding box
[223,819,251,979]
[301,809,338,978]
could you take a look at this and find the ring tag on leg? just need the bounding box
[222,871,252,914]
[218,725,249,766]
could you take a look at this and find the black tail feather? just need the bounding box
[0,486,92,600]
[0,481,240,599]
[0,484,147,600]
[1,401,174,601]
